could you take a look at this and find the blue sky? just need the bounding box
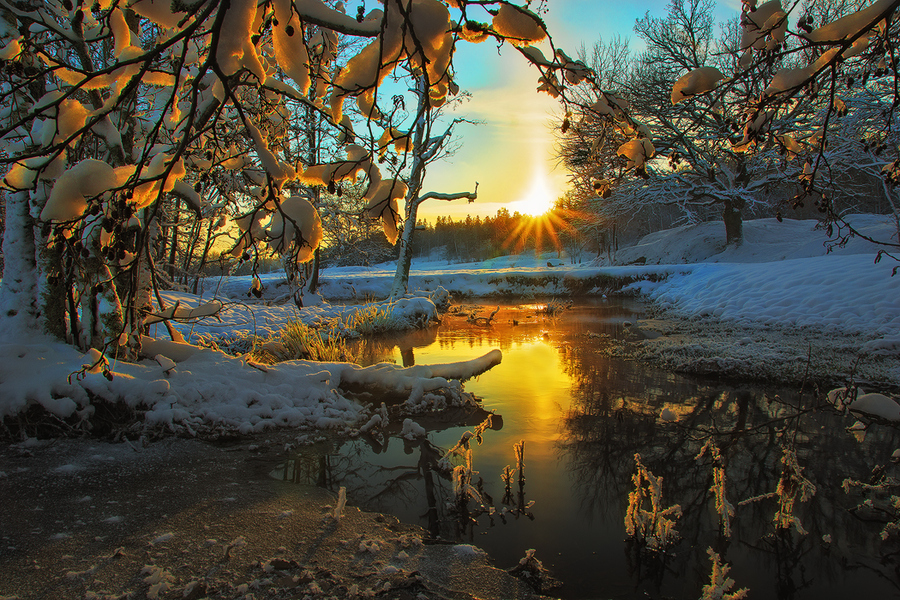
[416,0,742,222]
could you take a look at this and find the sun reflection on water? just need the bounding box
[281,301,900,600]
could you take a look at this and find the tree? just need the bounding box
[1,0,897,361]
[389,74,477,298]
[558,0,900,249]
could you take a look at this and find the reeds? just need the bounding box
[347,303,395,336]
[624,453,682,551]
[696,439,734,538]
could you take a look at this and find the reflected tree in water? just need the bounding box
[554,325,900,598]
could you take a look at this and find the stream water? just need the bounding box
[274,300,900,599]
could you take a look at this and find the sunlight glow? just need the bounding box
[511,169,557,217]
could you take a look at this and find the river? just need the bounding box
[274,300,900,599]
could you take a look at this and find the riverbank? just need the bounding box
[613,309,900,390]
[0,430,546,600]
[194,214,900,389]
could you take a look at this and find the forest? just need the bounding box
[0,0,897,360]
[2,1,900,599]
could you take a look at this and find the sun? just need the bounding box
[500,169,586,255]
[512,170,557,217]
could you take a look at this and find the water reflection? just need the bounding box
[277,301,900,599]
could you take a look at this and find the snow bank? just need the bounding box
[632,253,900,336]
[0,335,500,435]
[614,215,895,266]
[197,258,671,304]
[153,288,443,345]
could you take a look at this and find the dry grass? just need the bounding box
[253,320,353,363]
[347,303,395,336]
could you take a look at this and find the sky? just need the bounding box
[416,0,742,223]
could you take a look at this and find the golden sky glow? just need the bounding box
[418,42,570,222]
[415,1,741,224]
[509,165,559,217]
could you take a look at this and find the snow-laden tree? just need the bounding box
[388,74,477,298]
[0,0,609,356]
[559,0,900,247]
[1,0,897,362]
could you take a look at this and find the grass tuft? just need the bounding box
[347,303,395,336]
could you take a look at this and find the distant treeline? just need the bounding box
[411,208,557,262]
[199,207,568,280]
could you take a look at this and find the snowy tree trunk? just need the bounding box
[305,104,322,293]
[307,247,320,294]
[723,198,743,245]
[28,183,70,340]
[390,79,429,299]
[133,220,156,329]
[391,202,421,298]
[97,263,125,350]
[81,270,100,349]
[80,256,125,350]
[0,190,40,335]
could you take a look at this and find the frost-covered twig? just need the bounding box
[738,446,815,535]
[501,464,516,502]
[514,440,526,486]
[507,548,560,593]
[624,453,681,551]
[696,439,734,538]
[700,548,748,600]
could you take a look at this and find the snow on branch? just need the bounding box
[418,187,479,203]
[338,349,502,396]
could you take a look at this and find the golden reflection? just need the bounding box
[275,301,900,600]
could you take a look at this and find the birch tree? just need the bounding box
[389,75,477,298]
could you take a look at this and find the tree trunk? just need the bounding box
[81,256,125,350]
[723,198,743,245]
[0,190,40,335]
[168,199,179,279]
[391,206,418,298]
[192,220,219,294]
[181,218,202,284]
[40,241,67,341]
[308,247,320,293]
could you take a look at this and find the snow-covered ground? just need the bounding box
[199,252,669,301]
[1,214,898,436]
[611,215,900,386]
